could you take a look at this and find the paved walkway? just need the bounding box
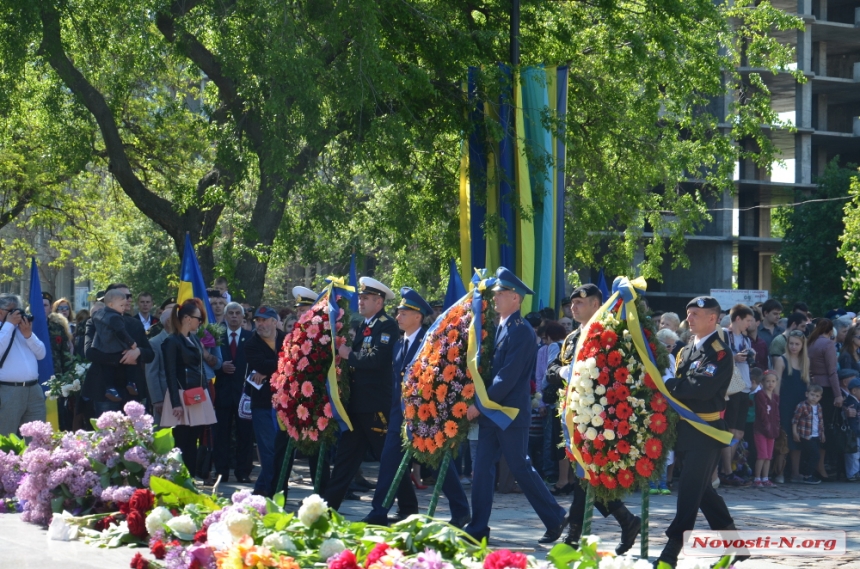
[2,460,858,568]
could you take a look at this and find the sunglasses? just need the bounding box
[190,315,204,322]
[125,294,133,300]
[58,305,70,311]
[788,330,805,337]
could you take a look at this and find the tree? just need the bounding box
[2,0,801,298]
[837,168,860,308]
[775,161,857,315]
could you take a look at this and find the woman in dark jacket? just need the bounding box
[838,325,860,374]
[160,298,216,471]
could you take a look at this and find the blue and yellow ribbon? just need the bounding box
[322,276,355,432]
[562,276,734,477]
[468,269,519,430]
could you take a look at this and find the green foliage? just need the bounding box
[0,433,27,455]
[775,161,857,314]
[837,169,860,307]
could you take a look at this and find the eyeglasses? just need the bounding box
[190,315,204,322]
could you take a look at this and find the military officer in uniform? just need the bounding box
[363,287,471,526]
[544,284,641,554]
[324,276,400,511]
[656,296,740,568]
[292,286,318,319]
[463,267,567,544]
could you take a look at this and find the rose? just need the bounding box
[127,510,148,538]
[327,549,359,569]
[150,540,167,559]
[483,550,528,569]
[130,552,150,569]
[129,489,155,514]
[298,493,328,527]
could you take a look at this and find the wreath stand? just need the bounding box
[383,448,452,517]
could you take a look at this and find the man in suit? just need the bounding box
[213,302,255,483]
[362,287,471,526]
[655,296,740,568]
[463,267,567,544]
[544,284,641,553]
[135,292,158,333]
[324,276,399,510]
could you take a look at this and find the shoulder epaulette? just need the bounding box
[711,338,724,352]
[378,315,389,322]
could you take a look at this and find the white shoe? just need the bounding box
[774,474,784,484]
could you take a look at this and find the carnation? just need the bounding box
[298,493,328,527]
[223,509,254,539]
[320,538,346,560]
[262,532,296,552]
[145,507,174,535]
[483,550,528,569]
[165,514,198,536]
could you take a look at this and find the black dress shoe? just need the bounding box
[344,491,361,500]
[538,514,569,544]
[612,506,641,555]
[463,526,490,543]
[353,474,376,490]
[360,514,390,526]
[392,509,419,522]
[564,523,582,548]
[448,514,471,529]
[236,476,252,484]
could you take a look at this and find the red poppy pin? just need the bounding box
[717,350,726,361]
[363,327,372,337]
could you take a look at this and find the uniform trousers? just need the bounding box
[466,424,565,538]
[368,412,470,522]
[213,406,255,480]
[569,480,622,525]
[324,412,387,510]
[666,445,734,541]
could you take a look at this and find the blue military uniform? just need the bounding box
[323,277,400,511]
[464,267,567,543]
[364,288,470,525]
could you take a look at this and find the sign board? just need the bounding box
[710,289,769,311]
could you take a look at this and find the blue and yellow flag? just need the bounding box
[178,234,215,323]
[29,258,59,430]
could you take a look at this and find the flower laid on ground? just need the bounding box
[561,291,676,504]
[272,289,351,454]
[13,401,188,525]
[298,493,328,527]
[402,288,495,467]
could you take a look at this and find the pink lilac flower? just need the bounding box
[19,422,54,450]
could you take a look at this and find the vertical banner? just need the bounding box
[554,66,569,313]
[467,67,487,271]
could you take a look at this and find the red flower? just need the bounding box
[616,440,631,454]
[597,371,611,386]
[600,330,618,348]
[605,389,617,405]
[592,437,605,450]
[613,367,630,383]
[95,515,118,532]
[484,550,528,569]
[600,473,617,489]
[130,553,149,569]
[589,474,601,486]
[644,328,652,339]
[636,457,655,477]
[589,322,605,335]
[617,468,634,488]
[581,451,593,464]
[363,327,372,337]
[645,438,662,459]
[649,343,657,355]
[607,450,620,462]
[593,452,609,467]
[615,401,633,420]
[607,350,623,367]
[193,529,208,543]
[150,540,166,559]
[119,502,131,515]
[613,383,630,400]
[616,421,630,436]
[649,413,668,434]
[650,393,668,412]
[189,560,201,569]
[366,543,390,566]
[595,353,607,368]
[643,373,657,390]
[127,510,147,538]
[329,550,359,569]
[573,430,582,445]
[129,489,154,515]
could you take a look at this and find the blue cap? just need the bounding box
[398,287,433,316]
[491,266,535,297]
[254,305,278,319]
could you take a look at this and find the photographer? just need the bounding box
[0,293,47,436]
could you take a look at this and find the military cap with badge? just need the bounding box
[292,286,318,308]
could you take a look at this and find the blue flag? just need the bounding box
[597,268,610,303]
[178,234,215,323]
[349,253,359,312]
[28,258,54,386]
[443,259,467,310]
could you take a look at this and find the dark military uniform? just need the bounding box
[323,308,399,510]
[663,329,735,542]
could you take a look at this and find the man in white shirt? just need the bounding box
[0,293,48,436]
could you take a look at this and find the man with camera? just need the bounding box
[0,293,48,436]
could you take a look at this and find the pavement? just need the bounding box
[2,460,859,569]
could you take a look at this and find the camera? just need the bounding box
[745,347,756,365]
[11,308,34,323]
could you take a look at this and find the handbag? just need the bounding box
[831,410,859,454]
[183,387,207,406]
[726,364,746,396]
[238,392,253,420]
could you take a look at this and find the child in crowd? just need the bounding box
[792,384,825,485]
[842,377,860,481]
[753,370,780,487]
[213,276,232,303]
[91,288,138,401]
[745,368,763,470]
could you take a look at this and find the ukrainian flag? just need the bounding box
[178,234,215,323]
